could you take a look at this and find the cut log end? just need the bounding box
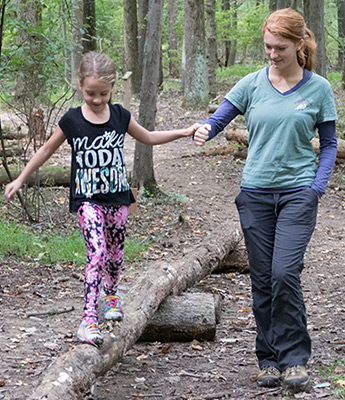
[139,292,221,342]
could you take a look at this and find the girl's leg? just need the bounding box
[78,203,107,323]
[103,205,129,296]
[235,191,278,369]
[272,188,318,371]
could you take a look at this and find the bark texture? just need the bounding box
[182,0,209,109]
[304,0,326,77]
[132,0,163,191]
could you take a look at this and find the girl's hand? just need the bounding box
[189,123,202,136]
[194,124,211,146]
[5,178,23,201]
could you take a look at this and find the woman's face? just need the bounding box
[264,30,303,72]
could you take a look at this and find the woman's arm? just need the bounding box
[127,116,199,145]
[312,121,337,197]
[5,125,66,200]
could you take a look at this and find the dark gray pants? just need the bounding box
[235,188,318,371]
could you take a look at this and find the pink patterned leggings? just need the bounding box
[78,202,129,322]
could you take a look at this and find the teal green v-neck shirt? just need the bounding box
[225,68,337,189]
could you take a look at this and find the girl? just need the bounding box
[193,8,337,393]
[5,51,199,347]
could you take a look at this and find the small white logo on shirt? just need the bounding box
[295,103,307,111]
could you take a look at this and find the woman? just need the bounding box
[194,8,337,392]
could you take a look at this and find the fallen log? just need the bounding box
[139,291,221,342]
[214,242,249,274]
[29,220,242,400]
[0,165,71,186]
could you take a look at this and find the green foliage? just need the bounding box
[217,64,264,80]
[0,0,71,104]
[216,1,268,63]
[95,0,125,70]
[0,219,149,266]
[317,357,345,398]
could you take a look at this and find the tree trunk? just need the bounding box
[29,221,242,400]
[289,0,301,10]
[228,0,238,66]
[60,1,70,85]
[132,0,163,192]
[14,0,44,106]
[182,0,209,109]
[269,0,277,12]
[276,0,290,8]
[304,0,327,77]
[138,0,148,90]
[167,0,179,78]
[206,0,217,97]
[221,0,231,67]
[71,0,83,93]
[123,0,141,94]
[0,0,7,66]
[83,0,96,53]
[338,0,345,71]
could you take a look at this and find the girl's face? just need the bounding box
[80,76,113,113]
[264,31,303,72]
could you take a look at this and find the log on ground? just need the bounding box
[29,220,242,400]
[214,241,249,274]
[0,165,71,186]
[139,291,221,342]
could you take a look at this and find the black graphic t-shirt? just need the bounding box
[59,103,135,212]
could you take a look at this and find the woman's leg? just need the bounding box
[271,188,318,371]
[235,191,278,369]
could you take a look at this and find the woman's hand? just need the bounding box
[193,124,211,146]
[188,123,203,137]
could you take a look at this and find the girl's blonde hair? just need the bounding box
[262,8,317,71]
[78,51,116,87]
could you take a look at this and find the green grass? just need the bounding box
[0,219,150,266]
[317,358,345,399]
[216,64,265,82]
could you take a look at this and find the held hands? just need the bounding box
[186,123,202,137]
[193,124,211,147]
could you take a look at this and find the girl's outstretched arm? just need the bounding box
[127,116,200,145]
[5,126,66,201]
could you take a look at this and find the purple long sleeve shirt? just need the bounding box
[203,98,337,197]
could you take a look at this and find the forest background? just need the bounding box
[0,0,344,258]
[2,1,345,399]
[0,0,345,268]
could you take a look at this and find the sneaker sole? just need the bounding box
[104,312,123,321]
[77,333,103,347]
[284,378,310,393]
[257,378,280,388]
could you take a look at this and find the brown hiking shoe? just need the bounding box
[257,366,281,387]
[283,365,310,392]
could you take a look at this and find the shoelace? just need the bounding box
[286,366,301,376]
[263,366,279,375]
[106,296,120,311]
[86,322,100,334]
